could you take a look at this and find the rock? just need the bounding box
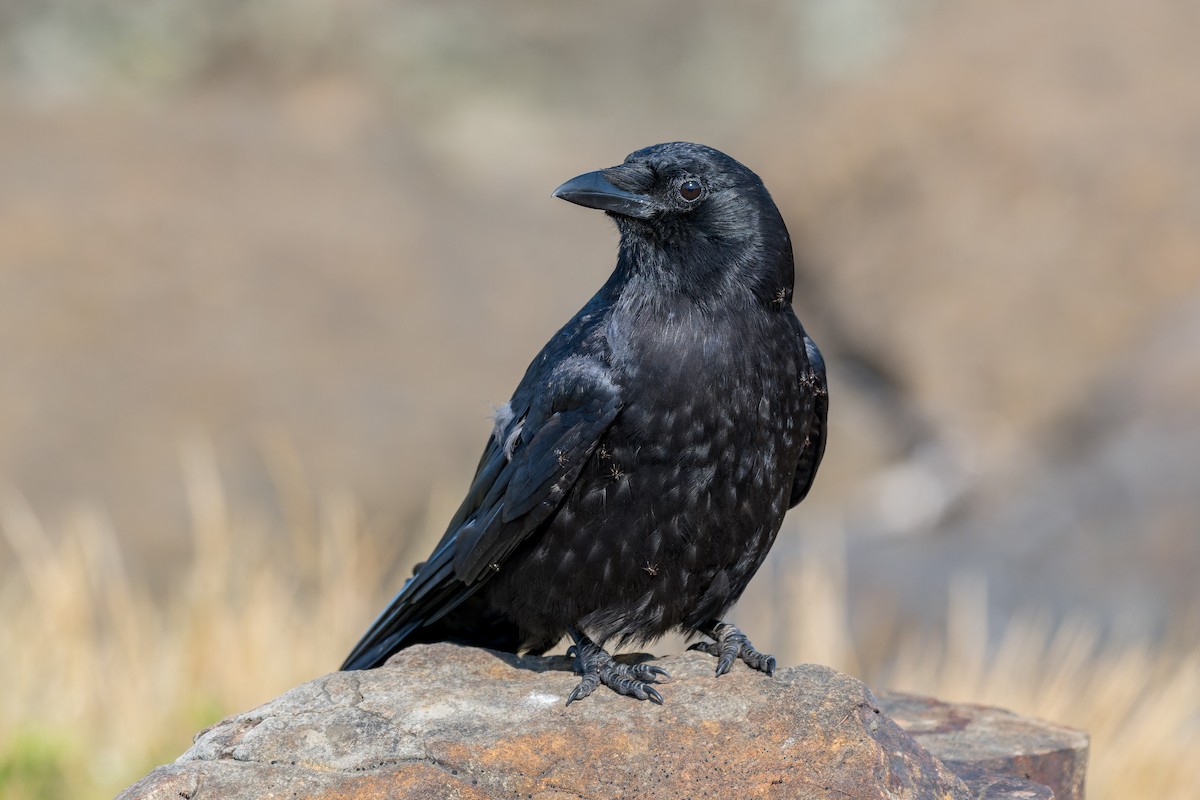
[878,692,1089,800]
[119,644,1084,800]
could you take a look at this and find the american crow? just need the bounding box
[342,142,828,704]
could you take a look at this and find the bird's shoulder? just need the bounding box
[507,294,621,414]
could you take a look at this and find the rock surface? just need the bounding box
[878,692,1089,800]
[119,644,1086,800]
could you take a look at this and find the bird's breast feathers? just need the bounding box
[604,299,800,392]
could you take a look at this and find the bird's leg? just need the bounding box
[688,620,776,677]
[565,627,669,705]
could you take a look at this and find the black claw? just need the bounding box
[566,669,600,705]
[645,685,664,704]
[625,662,670,682]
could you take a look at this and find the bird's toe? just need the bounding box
[601,662,666,703]
[566,633,668,704]
[742,648,776,676]
[566,671,601,705]
[693,622,777,677]
[620,661,671,683]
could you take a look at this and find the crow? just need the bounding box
[342,142,828,705]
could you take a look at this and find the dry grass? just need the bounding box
[0,440,415,798]
[1,444,1196,799]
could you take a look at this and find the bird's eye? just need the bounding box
[679,180,703,201]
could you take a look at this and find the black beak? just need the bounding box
[552,169,658,219]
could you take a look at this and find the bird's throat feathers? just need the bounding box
[604,266,790,385]
[611,220,795,315]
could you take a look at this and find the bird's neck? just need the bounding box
[608,233,794,314]
[602,254,792,378]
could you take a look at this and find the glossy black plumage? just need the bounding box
[342,142,828,703]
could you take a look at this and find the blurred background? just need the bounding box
[1,1,1197,797]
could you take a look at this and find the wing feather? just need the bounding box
[341,361,621,670]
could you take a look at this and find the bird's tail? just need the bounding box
[340,587,525,670]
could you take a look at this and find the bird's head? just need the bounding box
[553,142,794,307]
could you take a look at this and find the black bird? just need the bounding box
[342,142,828,704]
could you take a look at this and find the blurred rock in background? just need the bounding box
[0,0,1197,649]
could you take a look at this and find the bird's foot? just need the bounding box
[689,622,776,677]
[565,636,669,705]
